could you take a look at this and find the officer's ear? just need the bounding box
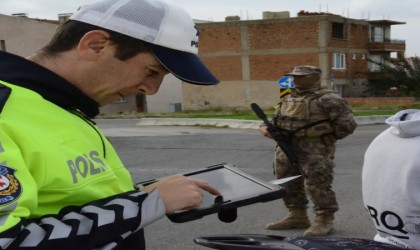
[77,30,111,61]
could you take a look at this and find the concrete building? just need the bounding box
[103,10,406,113]
[182,11,406,111]
[0,11,406,114]
[99,74,183,115]
[0,13,58,57]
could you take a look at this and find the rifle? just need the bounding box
[251,103,307,178]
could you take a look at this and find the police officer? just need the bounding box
[0,0,220,249]
[259,65,356,236]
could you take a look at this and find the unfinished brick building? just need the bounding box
[182,11,406,111]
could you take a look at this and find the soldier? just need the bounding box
[259,65,357,236]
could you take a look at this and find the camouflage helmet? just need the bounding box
[285,65,321,76]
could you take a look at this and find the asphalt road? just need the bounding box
[95,119,389,250]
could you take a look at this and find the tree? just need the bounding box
[365,56,420,97]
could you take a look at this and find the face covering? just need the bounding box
[293,75,321,90]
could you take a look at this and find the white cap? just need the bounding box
[70,0,218,85]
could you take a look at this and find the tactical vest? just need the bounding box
[273,89,335,137]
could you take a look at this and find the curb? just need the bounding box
[136,118,262,129]
[136,116,389,129]
[353,115,389,125]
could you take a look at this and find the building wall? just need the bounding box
[0,14,57,57]
[146,74,183,113]
[182,15,377,110]
[99,96,138,115]
[100,74,183,114]
[1,13,402,114]
[182,80,280,111]
[87,14,405,113]
[199,18,323,81]
[345,97,415,106]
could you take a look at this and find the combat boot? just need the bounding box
[303,213,334,236]
[265,208,310,230]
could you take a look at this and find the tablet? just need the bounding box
[137,163,287,223]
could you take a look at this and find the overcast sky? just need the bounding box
[0,0,418,57]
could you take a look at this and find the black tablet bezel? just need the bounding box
[138,163,287,223]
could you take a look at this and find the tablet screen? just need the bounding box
[188,167,275,209]
[138,163,287,223]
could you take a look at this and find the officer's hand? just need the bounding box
[259,125,273,139]
[143,175,220,213]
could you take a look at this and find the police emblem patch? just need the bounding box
[0,166,22,205]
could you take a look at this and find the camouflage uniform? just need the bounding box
[273,88,356,213]
[269,86,356,234]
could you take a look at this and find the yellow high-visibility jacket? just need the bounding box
[0,51,165,249]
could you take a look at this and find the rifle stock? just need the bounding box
[251,103,307,178]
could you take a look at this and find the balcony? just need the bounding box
[369,38,406,52]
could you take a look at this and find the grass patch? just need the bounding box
[101,102,420,120]
[152,113,263,120]
[353,111,396,116]
[143,102,419,120]
[140,110,394,120]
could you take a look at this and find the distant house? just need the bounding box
[0,11,406,114]
[99,75,183,115]
[181,10,406,111]
[103,10,406,113]
[0,13,58,57]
